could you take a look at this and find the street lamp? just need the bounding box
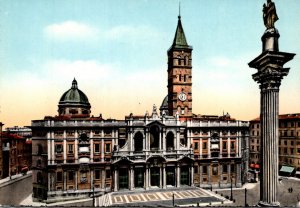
[230,176,233,201]
[245,188,248,207]
[172,192,175,207]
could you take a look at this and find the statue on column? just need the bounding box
[263,0,279,29]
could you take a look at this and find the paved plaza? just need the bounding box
[97,187,231,207]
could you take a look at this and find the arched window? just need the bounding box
[150,126,160,150]
[166,132,174,150]
[134,132,143,152]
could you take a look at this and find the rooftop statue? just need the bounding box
[263,0,279,29]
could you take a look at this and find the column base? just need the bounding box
[258,201,280,207]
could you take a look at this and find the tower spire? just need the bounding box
[179,1,181,18]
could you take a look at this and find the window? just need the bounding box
[55,144,63,153]
[202,166,207,174]
[291,148,294,154]
[68,171,74,181]
[80,172,87,183]
[284,140,287,145]
[95,170,101,180]
[212,166,218,175]
[230,141,235,149]
[223,141,227,150]
[194,166,198,174]
[203,142,207,149]
[184,75,186,82]
[284,148,287,154]
[68,144,73,153]
[57,172,63,182]
[291,141,294,146]
[37,144,43,155]
[106,170,111,179]
[231,164,235,173]
[298,148,300,154]
[37,159,42,167]
[223,164,228,173]
[95,144,100,153]
[194,142,199,150]
[105,144,111,153]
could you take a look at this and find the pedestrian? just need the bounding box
[291,187,293,193]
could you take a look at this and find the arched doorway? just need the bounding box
[134,132,143,152]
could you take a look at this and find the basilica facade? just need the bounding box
[31,15,249,203]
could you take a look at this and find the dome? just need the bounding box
[59,79,90,106]
[159,95,169,116]
[58,79,91,117]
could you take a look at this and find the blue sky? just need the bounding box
[0,0,299,127]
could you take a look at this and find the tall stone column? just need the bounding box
[249,26,295,206]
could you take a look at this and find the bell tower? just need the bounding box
[167,15,193,119]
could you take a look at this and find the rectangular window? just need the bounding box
[223,164,228,173]
[230,141,235,149]
[291,148,294,154]
[284,140,287,145]
[194,142,199,150]
[298,148,300,154]
[95,144,100,153]
[68,171,74,181]
[95,170,100,180]
[231,164,235,173]
[202,166,207,174]
[203,142,207,149]
[284,148,287,154]
[80,172,87,183]
[106,169,111,179]
[194,166,198,174]
[55,144,63,153]
[291,141,294,146]
[105,144,111,153]
[223,141,227,150]
[57,172,63,182]
[68,144,73,153]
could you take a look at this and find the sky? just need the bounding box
[0,0,299,128]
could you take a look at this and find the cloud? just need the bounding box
[105,25,162,41]
[44,21,98,41]
[44,59,115,81]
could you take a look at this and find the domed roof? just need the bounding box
[59,79,90,107]
[160,95,168,110]
[159,95,169,115]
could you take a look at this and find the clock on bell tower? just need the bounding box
[167,15,193,119]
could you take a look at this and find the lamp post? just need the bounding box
[245,188,247,207]
[172,192,175,207]
[230,176,233,201]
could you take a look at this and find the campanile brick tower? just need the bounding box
[167,15,193,119]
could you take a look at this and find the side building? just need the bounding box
[249,114,300,177]
[1,127,32,178]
